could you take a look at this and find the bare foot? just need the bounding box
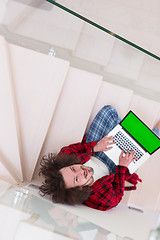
[155,120,160,131]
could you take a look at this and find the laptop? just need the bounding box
[104,111,160,173]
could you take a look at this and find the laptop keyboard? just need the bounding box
[114,131,144,161]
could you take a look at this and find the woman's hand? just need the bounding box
[119,150,137,167]
[93,135,115,152]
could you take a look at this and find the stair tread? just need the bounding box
[86,81,134,132]
[8,42,69,182]
[0,36,22,183]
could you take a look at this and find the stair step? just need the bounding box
[129,95,160,128]
[0,36,22,183]
[0,162,18,185]
[86,81,133,132]
[8,41,69,182]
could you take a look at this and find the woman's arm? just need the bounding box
[59,141,97,164]
[59,134,115,164]
[84,165,127,211]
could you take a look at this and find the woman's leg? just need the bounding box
[86,105,121,174]
[152,120,160,138]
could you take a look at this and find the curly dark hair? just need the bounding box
[39,153,90,205]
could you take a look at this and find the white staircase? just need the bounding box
[0,35,160,240]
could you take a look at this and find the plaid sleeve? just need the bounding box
[124,168,142,190]
[84,165,127,211]
[59,141,97,164]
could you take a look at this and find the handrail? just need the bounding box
[46,0,160,61]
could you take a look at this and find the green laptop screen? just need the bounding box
[121,111,160,154]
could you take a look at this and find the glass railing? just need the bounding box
[0,184,159,240]
[47,0,160,61]
[0,184,132,240]
[0,0,160,101]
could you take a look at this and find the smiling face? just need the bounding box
[60,164,94,189]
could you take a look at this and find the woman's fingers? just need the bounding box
[119,149,137,167]
[104,137,115,151]
[107,141,115,146]
[105,146,112,151]
[104,135,114,141]
[127,150,137,163]
[104,135,115,145]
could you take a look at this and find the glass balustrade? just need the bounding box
[0,0,160,101]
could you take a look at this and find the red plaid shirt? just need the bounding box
[59,140,141,211]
